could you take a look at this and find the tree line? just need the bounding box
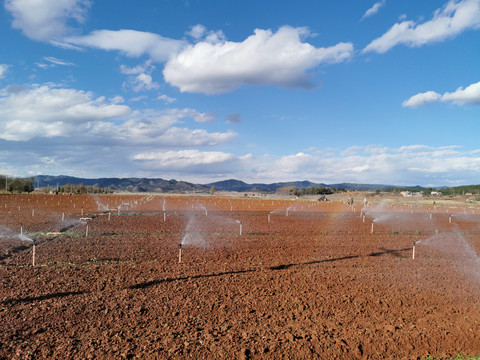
[0,175,34,194]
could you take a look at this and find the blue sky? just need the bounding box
[0,0,479,186]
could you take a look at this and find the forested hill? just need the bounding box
[31,175,398,193]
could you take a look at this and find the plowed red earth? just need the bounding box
[1,194,480,359]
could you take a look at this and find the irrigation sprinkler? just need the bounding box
[20,224,23,235]
[236,220,243,235]
[268,212,271,223]
[429,213,432,220]
[412,241,416,260]
[178,243,182,263]
[449,215,452,224]
[108,212,111,221]
[163,211,166,222]
[205,208,208,217]
[32,240,36,267]
[286,209,289,217]
[370,222,374,234]
[62,212,65,222]
[85,224,89,237]
[363,214,365,223]
[32,209,35,217]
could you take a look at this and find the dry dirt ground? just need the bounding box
[1,193,480,359]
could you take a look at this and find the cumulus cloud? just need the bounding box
[442,81,480,105]
[253,145,480,186]
[164,26,354,94]
[402,90,442,107]
[63,25,352,94]
[5,0,91,41]
[132,74,159,92]
[0,84,131,141]
[120,60,160,92]
[65,29,186,62]
[362,1,385,20]
[0,84,233,146]
[403,81,480,107]
[363,0,480,53]
[186,24,226,44]
[0,64,8,79]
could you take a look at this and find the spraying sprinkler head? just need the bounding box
[178,243,183,263]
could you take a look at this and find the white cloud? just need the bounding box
[252,145,480,186]
[363,0,480,53]
[362,1,385,20]
[5,0,91,41]
[163,26,354,94]
[0,84,131,141]
[66,29,186,62]
[0,64,8,79]
[109,95,125,104]
[0,85,232,147]
[119,61,152,75]
[442,81,480,105]
[39,56,76,68]
[132,73,160,92]
[403,81,480,107]
[120,61,160,92]
[402,90,441,107]
[158,94,176,104]
[187,24,207,40]
[186,24,225,44]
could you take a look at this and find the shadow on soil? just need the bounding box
[129,269,255,290]
[368,247,410,258]
[1,290,86,305]
[269,247,411,271]
[0,244,30,262]
[269,255,359,270]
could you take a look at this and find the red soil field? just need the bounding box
[1,193,480,359]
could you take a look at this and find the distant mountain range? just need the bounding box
[32,175,409,193]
